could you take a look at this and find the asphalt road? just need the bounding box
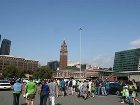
[1,90,140,105]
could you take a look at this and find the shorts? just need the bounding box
[27,94,35,100]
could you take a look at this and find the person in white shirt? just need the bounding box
[72,79,76,95]
[88,80,92,97]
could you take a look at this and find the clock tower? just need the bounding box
[60,40,68,70]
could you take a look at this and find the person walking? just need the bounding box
[88,80,92,97]
[60,79,66,96]
[13,79,22,105]
[72,79,76,95]
[101,80,107,96]
[25,76,36,105]
[96,78,102,95]
[39,80,50,105]
[68,79,73,95]
[91,81,95,97]
[131,79,138,105]
[48,79,57,105]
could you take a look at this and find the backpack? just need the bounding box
[13,83,21,92]
[69,81,72,87]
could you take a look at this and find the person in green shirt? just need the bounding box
[121,85,130,104]
[131,79,137,105]
[25,76,36,105]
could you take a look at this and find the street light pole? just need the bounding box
[80,28,82,80]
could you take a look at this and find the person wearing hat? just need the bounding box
[121,85,130,104]
[13,79,22,105]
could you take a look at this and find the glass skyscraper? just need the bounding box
[47,61,59,71]
[113,48,140,72]
[0,39,11,55]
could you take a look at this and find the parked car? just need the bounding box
[0,80,12,90]
[106,82,122,95]
[136,81,140,92]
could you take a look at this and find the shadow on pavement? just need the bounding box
[21,103,27,105]
[56,103,61,105]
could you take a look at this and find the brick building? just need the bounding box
[0,55,38,73]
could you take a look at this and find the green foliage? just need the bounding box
[33,66,53,79]
[2,65,25,78]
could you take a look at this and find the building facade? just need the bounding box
[0,55,38,73]
[113,48,140,72]
[47,61,59,71]
[0,39,11,55]
[59,40,68,70]
[53,69,116,81]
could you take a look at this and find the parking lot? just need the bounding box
[1,90,140,105]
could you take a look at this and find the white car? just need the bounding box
[0,80,11,90]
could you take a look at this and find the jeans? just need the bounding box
[101,87,107,95]
[40,92,49,105]
[13,93,20,105]
[97,86,101,95]
[50,96,55,105]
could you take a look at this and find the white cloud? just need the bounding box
[130,39,140,48]
[91,54,114,68]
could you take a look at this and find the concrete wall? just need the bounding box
[129,74,140,81]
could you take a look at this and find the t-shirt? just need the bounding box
[72,80,76,86]
[26,81,36,95]
[123,89,129,97]
[48,82,56,96]
[60,80,65,88]
[41,84,49,94]
[13,83,22,94]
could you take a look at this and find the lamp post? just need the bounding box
[79,28,82,79]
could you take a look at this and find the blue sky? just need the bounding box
[0,0,140,67]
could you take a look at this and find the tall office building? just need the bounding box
[0,35,1,42]
[113,48,140,72]
[0,39,11,55]
[47,61,59,71]
[59,40,68,70]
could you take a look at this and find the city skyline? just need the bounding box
[0,0,140,67]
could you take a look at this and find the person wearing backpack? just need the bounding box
[39,80,50,105]
[13,79,22,105]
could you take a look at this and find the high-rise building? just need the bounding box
[47,61,59,71]
[0,35,1,42]
[113,48,140,72]
[59,40,68,70]
[0,39,11,55]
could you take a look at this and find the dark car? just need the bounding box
[106,82,122,95]
[136,81,140,92]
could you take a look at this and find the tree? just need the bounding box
[2,65,25,78]
[33,66,53,79]
[108,67,113,71]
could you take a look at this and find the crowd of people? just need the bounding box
[12,77,140,105]
[13,77,57,105]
